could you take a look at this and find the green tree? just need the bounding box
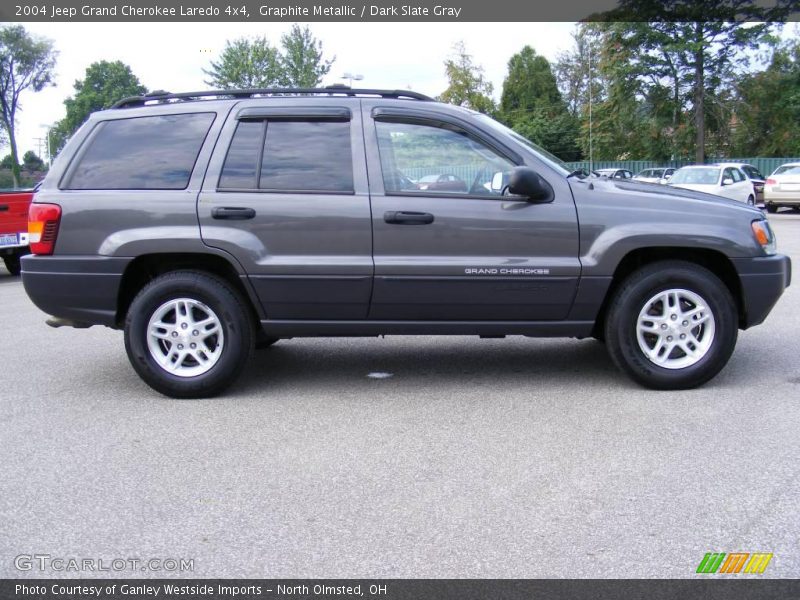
[597,2,778,161]
[22,150,44,171]
[499,46,580,160]
[732,39,800,156]
[0,153,15,169]
[279,25,334,87]
[438,41,495,114]
[50,60,146,155]
[0,25,57,187]
[204,36,282,89]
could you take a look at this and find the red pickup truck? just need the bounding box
[0,189,33,275]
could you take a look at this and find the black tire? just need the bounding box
[766,204,778,214]
[3,255,21,276]
[747,195,755,206]
[124,271,253,398]
[604,261,738,390]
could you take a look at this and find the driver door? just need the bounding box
[363,106,580,321]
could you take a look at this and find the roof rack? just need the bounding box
[112,86,434,108]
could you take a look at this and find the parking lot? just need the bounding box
[1,212,798,579]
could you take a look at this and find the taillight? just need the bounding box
[766,178,777,185]
[28,203,61,255]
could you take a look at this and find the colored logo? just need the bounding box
[696,552,773,574]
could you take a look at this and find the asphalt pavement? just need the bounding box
[1,213,799,578]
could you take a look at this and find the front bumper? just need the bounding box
[732,254,791,328]
[21,255,131,327]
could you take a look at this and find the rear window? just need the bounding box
[219,119,353,193]
[773,165,800,176]
[742,166,764,180]
[65,113,215,190]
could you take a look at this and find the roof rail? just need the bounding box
[111,87,435,108]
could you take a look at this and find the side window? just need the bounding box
[375,120,515,196]
[219,119,353,193]
[731,168,744,182]
[66,113,215,190]
[744,166,764,180]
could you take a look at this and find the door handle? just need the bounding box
[211,206,256,220]
[384,211,434,225]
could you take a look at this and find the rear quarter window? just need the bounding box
[64,113,216,190]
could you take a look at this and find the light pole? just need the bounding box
[39,123,55,167]
[341,73,364,87]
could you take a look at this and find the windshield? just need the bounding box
[670,167,720,186]
[474,114,570,175]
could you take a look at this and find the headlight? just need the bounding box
[751,220,776,255]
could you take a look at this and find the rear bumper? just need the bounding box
[21,255,131,327]
[732,254,791,328]
[764,190,800,205]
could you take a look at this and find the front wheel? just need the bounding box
[604,261,738,390]
[124,271,253,398]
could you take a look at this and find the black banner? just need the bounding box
[1,0,798,22]
[3,580,800,600]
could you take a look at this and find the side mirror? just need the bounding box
[722,178,734,186]
[490,171,505,193]
[507,166,551,202]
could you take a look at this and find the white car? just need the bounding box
[633,167,676,184]
[596,168,634,180]
[668,164,755,205]
[764,162,800,214]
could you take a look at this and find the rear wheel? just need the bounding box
[604,261,738,390]
[124,271,253,398]
[3,255,21,276]
[747,195,755,206]
[766,204,778,213]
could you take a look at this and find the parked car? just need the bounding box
[633,167,675,184]
[0,189,33,275]
[21,87,790,397]
[596,168,634,180]
[764,162,800,213]
[668,164,755,204]
[415,173,468,192]
[728,163,767,204]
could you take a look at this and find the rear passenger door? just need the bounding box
[199,99,373,319]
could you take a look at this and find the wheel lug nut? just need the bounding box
[671,314,677,320]
[661,324,668,330]
[171,331,178,338]
[190,343,196,349]
[193,330,199,336]
[680,334,686,339]
[181,323,188,329]
[177,344,184,350]
[682,321,688,326]
[667,336,673,341]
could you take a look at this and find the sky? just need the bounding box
[10,21,578,159]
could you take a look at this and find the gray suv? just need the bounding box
[22,88,791,398]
